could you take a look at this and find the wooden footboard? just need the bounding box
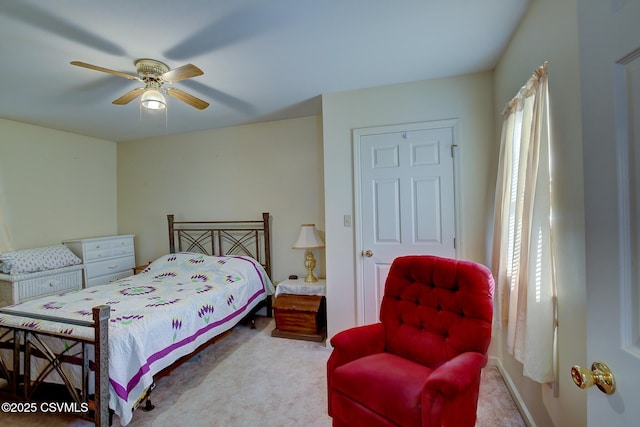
[0,305,110,426]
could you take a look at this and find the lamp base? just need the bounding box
[303,249,318,283]
[304,272,318,283]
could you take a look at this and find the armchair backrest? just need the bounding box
[380,255,494,369]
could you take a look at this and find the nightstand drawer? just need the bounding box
[85,256,135,279]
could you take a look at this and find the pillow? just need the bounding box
[0,245,82,275]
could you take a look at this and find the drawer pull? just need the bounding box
[107,265,118,269]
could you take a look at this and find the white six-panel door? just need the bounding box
[354,120,458,324]
[579,0,640,425]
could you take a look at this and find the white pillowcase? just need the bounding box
[0,245,82,275]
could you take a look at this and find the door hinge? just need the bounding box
[450,144,458,158]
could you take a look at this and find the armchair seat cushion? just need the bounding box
[332,353,432,427]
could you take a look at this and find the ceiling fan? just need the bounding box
[70,59,210,110]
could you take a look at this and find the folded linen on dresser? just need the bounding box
[0,245,82,274]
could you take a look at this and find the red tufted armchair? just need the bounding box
[327,255,494,427]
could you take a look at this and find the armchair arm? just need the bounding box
[421,353,488,426]
[327,323,385,416]
[424,351,488,398]
[328,323,385,369]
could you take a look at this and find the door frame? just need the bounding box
[352,119,462,325]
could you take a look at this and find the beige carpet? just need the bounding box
[1,316,525,426]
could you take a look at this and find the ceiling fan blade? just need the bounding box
[166,88,209,110]
[71,61,142,81]
[161,64,204,83]
[112,88,145,105]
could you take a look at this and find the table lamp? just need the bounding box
[292,224,324,283]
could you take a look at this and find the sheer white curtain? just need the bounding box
[492,62,557,384]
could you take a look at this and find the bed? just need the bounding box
[0,213,274,426]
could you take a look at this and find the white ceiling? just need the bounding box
[0,1,530,142]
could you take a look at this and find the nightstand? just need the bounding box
[132,262,151,275]
[272,278,326,342]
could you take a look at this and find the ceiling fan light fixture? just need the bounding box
[141,89,166,110]
[71,59,208,110]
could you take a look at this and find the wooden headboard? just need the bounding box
[167,212,272,278]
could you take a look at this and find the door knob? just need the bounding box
[363,250,373,257]
[571,361,616,394]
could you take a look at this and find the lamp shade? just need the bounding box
[292,224,324,249]
[141,89,166,110]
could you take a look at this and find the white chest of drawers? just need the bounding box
[63,235,135,287]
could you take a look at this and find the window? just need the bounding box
[492,62,557,385]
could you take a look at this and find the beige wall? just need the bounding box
[321,71,496,340]
[0,119,117,249]
[0,6,586,424]
[117,115,324,283]
[493,0,585,426]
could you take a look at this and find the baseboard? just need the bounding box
[489,356,537,427]
[487,355,499,367]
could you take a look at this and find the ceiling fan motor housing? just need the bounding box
[136,59,169,85]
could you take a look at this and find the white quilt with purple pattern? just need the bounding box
[0,253,274,426]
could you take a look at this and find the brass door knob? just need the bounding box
[363,250,373,257]
[571,361,616,394]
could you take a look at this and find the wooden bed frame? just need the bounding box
[0,213,273,426]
